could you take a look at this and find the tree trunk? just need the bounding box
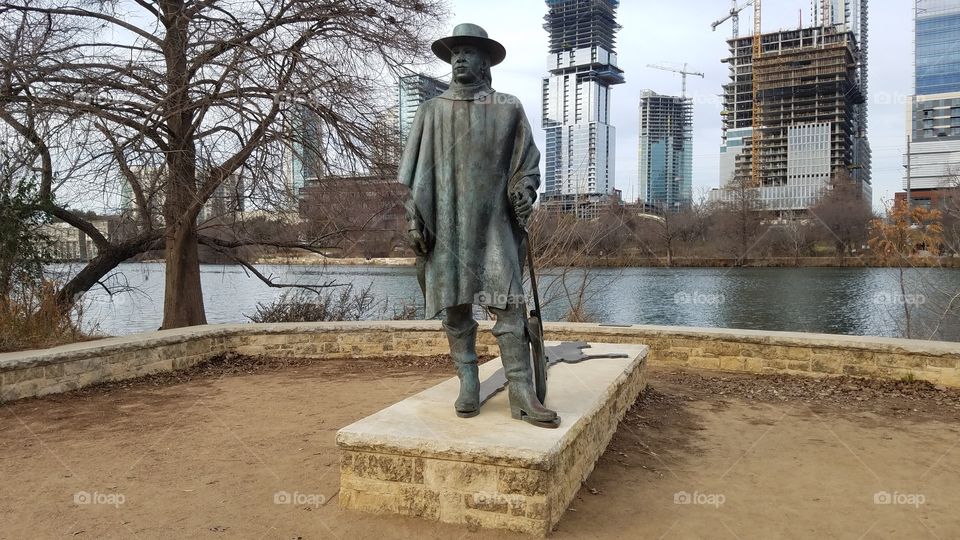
[161,223,206,329]
[54,234,164,310]
[55,251,131,308]
[159,0,206,330]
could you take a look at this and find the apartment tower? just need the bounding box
[541,0,625,207]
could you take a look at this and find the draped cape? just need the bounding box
[399,87,540,318]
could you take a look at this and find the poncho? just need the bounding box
[399,82,540,318]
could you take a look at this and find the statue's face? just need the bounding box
[451,45,488,84]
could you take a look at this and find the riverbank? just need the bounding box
[2,358,957,538]
[245,254,960,268]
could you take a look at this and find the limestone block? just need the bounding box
[811,356,842,374]
[2,366,43,385]
[937,368,960,387]
[397,485,440,520]
[423,460,498,492]
[688,356,721,370]
[498,467,547,496]
[342,452,423,484]
[924,356,959,369]
[875,352,926,369]
[702,341,743,356]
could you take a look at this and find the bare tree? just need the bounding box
[767,211,815,265]
[939,173,960,255]
[810,169,874,263]
[0,0,444,328]
[709,175,764,264]
[526,204,629,323]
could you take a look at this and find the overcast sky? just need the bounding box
[425,0,915,210]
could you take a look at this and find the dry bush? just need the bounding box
[0,281,89,352]
[246,283,380,323]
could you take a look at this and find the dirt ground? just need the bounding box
[1,354,959,539]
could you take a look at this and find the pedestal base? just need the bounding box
[336,342,649,536]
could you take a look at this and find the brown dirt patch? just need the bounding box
[1,359,958,539]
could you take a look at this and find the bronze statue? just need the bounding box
[400,23,558,428]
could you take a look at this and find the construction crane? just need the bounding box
[711,0,755,39]
[646,63,704,99]
[751,0,762,187]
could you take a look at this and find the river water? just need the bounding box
[63,263,960,342]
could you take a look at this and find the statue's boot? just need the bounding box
[444,320,480,418]
[498,333,559,428]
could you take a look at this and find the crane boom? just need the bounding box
[711,0,755,39]
[646,63,704,99]
[751,0,762,187]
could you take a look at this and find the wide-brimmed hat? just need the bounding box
[432,23,506,66]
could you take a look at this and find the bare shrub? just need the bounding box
[0,281,90,352]
[246,284,378,323]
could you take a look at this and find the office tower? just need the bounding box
[283,102,322,202]
[541,0,625,205]
[903,0,960,207]
[638,90,693,211]
[398,73,449,145]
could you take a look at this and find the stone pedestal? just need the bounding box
[336,343,649,536]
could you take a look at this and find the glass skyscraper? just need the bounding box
[904,0,960,195]
[638,91,693,211]
[916,0,960,95]
[284,103,322,199]
[398,74,449,146]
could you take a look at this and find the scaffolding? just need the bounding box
[724,26,867,188]
[544,0,621,54]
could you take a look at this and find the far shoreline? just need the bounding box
[245,255,960,269]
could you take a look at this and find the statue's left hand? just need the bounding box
[511,189,534,222]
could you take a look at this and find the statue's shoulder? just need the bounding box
[484,92,524,113]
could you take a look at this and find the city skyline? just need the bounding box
[440,0,919,210]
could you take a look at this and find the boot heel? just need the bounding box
[511,406,561,428]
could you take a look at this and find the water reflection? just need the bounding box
[66,263,960,341]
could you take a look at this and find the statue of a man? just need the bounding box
[400,23,558,427]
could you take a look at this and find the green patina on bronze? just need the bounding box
[400,23,557,427]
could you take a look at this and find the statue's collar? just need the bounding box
[438,81,495,101]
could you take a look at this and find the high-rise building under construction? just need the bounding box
[541,0,624,206]
[715,1,871,211]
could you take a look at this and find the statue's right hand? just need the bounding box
[408,227,429,256]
